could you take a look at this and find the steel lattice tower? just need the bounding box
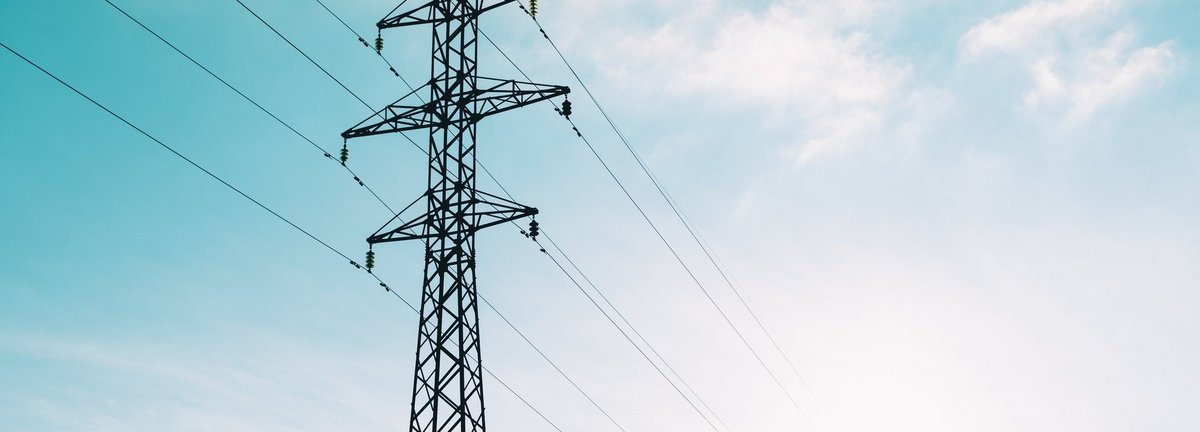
[342,1,568,431]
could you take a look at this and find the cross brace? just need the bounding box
[342,78,569,139]
[368,190,537,244]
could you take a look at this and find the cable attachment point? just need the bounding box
[340,141,349,165]
[365,249,375,271]
[374,31,384,53]
[528,219,540,241]
[559,99,572,119]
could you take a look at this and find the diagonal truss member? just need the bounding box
[342,2,568,432]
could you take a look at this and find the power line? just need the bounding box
[484,366,564,432]
[0,39,565,432]
[479,295,632,432]
[532,232,730,432]
[1,41,343,265]
[482,7,820,428]
[530,239,726,432]
[309,0,422,93]
[234,0,376,114]
[509,4,841,428]
[102,0,394,215]
[476,30,735,432]
[562,111,820,430]
[673,193,841,430]
[506,17,833,432]
[539,231,734,432]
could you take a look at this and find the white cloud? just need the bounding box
[960,0,1178,121]
[1026,35,1176,121]
[677,9,904,113]
[960,0,1122,58]
[578,0,914,164]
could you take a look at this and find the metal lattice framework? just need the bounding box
[342,1,568,432]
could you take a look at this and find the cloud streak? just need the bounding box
[960,0,1178,121]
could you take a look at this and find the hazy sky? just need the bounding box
[2,0,1198,431]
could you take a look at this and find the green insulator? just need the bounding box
[365,250,375,269]
[340,146,349,164]
[374,35,384,53]
[529,0,538,18]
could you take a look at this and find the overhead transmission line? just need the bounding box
[485,30,745,432]
[100,0,394,214]
[309,0,421,93]
[306,2,737,430]
[476,5,822,429]
[234,0,375,113]
[533,232,731,432]
[568,105,817,430]
[0,40,563,432]
[101,2,635,430]
[474,30,734,432]
[509,3,843,428]
[517,4,831,407]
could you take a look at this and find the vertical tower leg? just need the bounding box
[410,2,485,432]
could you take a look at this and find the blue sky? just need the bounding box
[1,0,1198,431]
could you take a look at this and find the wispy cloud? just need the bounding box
[959,0,1122,57]
[576,0,915,164]
[960,0,1178,121]
[1026,33,1176,120]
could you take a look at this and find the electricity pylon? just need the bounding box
[341,1,569,431]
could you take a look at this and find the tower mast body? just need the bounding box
[342,2,569,431]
